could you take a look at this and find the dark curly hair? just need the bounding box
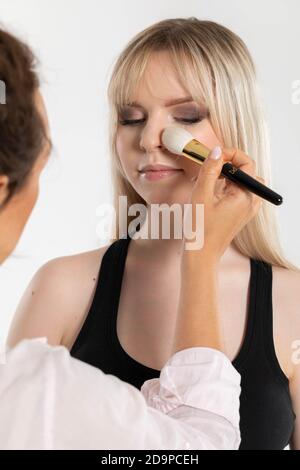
[0,28,47,205]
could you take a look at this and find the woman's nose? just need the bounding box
[139,121,164,153]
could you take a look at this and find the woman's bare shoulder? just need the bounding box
[7,244,113,349]
[24,244,113,302]
[40,245,110,279]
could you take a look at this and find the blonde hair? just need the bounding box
[108,18,299,271]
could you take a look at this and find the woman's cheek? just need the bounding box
[193,121,223,150]
[115,132,124,156]
[115,134,129,175]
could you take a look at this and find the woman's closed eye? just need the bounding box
[118,103,209,126]
[119,117,146,125]
[119,115,205,126]
[172,104,208,124]
[174,116,204,124]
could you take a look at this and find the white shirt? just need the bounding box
[0,339,241,450]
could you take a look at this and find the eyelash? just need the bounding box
[119,117,203,126]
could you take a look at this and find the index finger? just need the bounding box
[221,147,256,175]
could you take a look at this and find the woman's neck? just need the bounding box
[131,210,246,268]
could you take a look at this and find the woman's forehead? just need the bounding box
[119,60,191,104]
[114,50,208,109]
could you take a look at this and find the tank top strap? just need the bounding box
[70,237,131,355]
[105,236,131,321]
[233,258,288,386]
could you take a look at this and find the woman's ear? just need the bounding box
[0,175,9,205]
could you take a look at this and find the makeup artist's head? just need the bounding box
[108,18,293,268]
[0,28,51,264]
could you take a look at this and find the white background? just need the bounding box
[0,0,299,344]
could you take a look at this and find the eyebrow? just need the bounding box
[164,96,195,106]
[128,96,196,108]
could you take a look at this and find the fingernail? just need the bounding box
[209,146,222,160]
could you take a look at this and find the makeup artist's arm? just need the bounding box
[172,147,263,355]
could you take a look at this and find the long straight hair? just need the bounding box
[107,18,299,271]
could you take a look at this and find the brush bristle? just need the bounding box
[162,126,193,155]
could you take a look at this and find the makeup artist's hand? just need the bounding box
[184,146,264,262]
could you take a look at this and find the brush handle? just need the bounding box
[221,162,283,206]
[182,149,283,206]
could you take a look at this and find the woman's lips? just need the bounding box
[139,169,183,181]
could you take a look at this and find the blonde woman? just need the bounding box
[8,19,300,450]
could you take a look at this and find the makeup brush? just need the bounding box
[162,126,283,206]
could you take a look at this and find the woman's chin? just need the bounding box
[144,196,188,207]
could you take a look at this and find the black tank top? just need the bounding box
[70,236,295,450]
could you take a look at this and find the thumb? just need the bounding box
[194,146,223,199]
